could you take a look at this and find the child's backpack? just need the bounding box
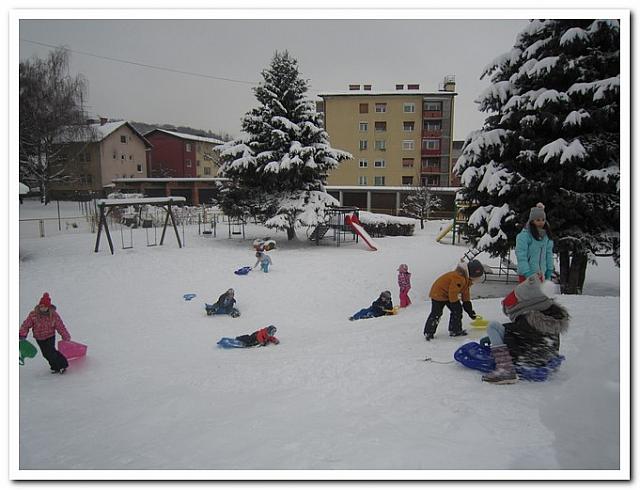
[453,341,565,382]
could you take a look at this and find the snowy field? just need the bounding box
[14,199,624,478]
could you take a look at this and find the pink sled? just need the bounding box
[58,340,88,360]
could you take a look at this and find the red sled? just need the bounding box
[58,340,88,360]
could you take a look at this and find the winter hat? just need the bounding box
[381,290,392,300]
[467,260,485,279]
[266,325,277,336]
[38,292,52,308]
[227,288,234,295]
[397,264,409,273]
[502,275,555,321]
[529,202,546,222]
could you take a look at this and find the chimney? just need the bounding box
[442,75,456,92]
[99,117,108,125]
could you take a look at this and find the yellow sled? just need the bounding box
[470,315,489,329]
[384,307,400,316]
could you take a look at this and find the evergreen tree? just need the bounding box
[401,187,442,229]
[217,51,351,239]
[453,19,620,294]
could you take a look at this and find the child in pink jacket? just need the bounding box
[19,292,71,374]
[397,264,412,308]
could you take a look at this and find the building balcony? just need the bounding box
[422,129,442,138]
[421,148,441,156]
[423,110,443,118]
[421,166,445,173]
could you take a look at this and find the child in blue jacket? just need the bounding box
[515,203,555,283]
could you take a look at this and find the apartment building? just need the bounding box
[318,77,457,188]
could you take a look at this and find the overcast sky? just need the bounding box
[19,18,528,141]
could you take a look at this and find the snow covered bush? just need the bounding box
[359,211,416,237]
[454,19,620,294]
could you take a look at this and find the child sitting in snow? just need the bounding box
[235,325,280,347]
[253,251,273,273]
[205,288,240,318]
[397,263,412,308]
[349,290,395,321]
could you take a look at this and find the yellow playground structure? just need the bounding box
[436,201,470,244]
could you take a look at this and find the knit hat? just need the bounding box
[397,264,408,273]
[502,275,554,321]
[467,260,485,279]
[227,288,234,295]
[266,325,277,336]
[38,292,52,308]
[381,290,392,300]
[529,202,546,222]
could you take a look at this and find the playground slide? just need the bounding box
[435,222,454,243]
[348,221,378,251]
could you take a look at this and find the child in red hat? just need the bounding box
[19,293,72,374]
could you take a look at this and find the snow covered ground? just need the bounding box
[13,199,625,479]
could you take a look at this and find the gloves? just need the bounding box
[462,301,476,319]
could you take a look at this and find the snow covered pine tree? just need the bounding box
[453,19,620,294]
[217,51,352,240]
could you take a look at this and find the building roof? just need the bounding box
[318,90,457,98]
[57,121,152,148]
[145,128,225,145]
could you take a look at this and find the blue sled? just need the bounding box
[454,341,565,382]
[217,337,248,349]
[234,266,252,276]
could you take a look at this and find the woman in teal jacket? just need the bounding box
[515,203,555,283]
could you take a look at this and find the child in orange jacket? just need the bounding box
[423,260,484,341]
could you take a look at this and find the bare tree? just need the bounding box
[401,187,442,229]
[19,48,92,204]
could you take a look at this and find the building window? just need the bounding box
[113,152,117,159]
[403,121,415,132]
[121,154,125,160]
[425,121,442,130]
[375,140,386,151]
[358,176,368,185]
[120,135,127,143]
[129,155,133,160]
[359,103,369,114]
[402,158,414,167]
[374,160,386,168]
[374,176,386,186]
[359,159,368,168]
[374,121,387,132]
[196,160,201,167]
[424,101,442,111]
[185,143,192,152]
[359,122,368,132]
[204,167,211,175]
[375,103,387,113]
[136,164,143,173]
[422,139,440,150]
[402,140,415,151]
[426,175,441,186]
[422,157,441,169]
[402,176,414,186]
[186,159,192,167]
[359,140,368,151]
[404,103,416,113]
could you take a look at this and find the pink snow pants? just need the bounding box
[399,287,412,308]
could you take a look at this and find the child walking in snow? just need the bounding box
[205,288,240,318]
[349,291,395,321]
[423,260,484,340]
[397,264,412,308]
[19,293,71,374]
[235,325,280,347]
[253,251,272,273]
[515,202,555,283]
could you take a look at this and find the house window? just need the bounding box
[422,157,441,169]
[359,122,368,132]
[375,103,387,113]
[375,140,386,151]
[197,160,201,167]
[120,135,127,143]
[427,175,441,186]
[404,103,416,113]
[422,139,440,150]
[129,155,133,160]
[185,159,192,167]
[402,140,415,151]
[359,103,369,114]
[403,121,415,131]
[185,143,192,152]
[358,176,368,185]
[359,140,368,151]
[359,159,368,168]
[374,160,386,168]
[374,176,386,186]
[121,154,125,160]
[402,176,414,186]
[402,158,414,167]
[424,101,442,111]
[136,164,143,172]
[374,121,387,132]
[204,167,211,175]
[425,121,442,130]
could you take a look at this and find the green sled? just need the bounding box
[19,339,37,365]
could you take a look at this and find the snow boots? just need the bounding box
[482,345,518,384]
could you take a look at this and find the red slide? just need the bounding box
[345,214,378,251]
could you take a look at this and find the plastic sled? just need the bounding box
[217,337,249,349]
[234,266,252,275]
[19,339,37,365]
[58,340,88,360]
[384,307,399,315]
[470,315,489,329]
[454,341,565,381]
[183,293,197,301]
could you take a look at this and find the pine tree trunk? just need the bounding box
[286,227,296,240]
[564,251,588,295]
[420,218,424,230]
[559,250,570,293]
